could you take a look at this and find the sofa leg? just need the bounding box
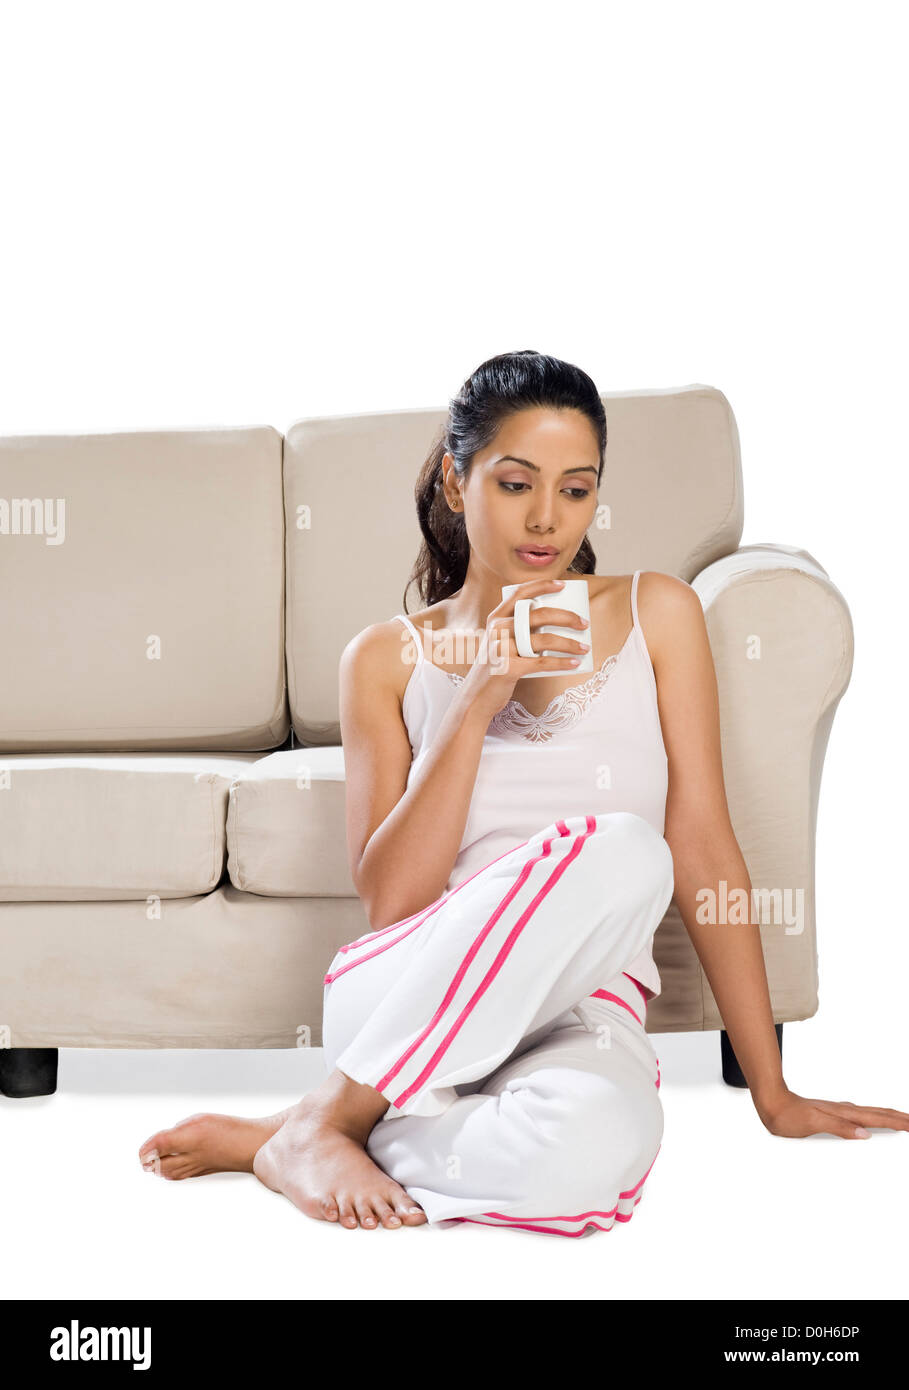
[0,1048,59,1097]
[721,1025,783,1089]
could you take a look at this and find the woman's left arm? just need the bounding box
[641,571,909,1141]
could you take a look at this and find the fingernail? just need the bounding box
[854,1127,871,1137]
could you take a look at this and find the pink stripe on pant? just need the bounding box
[321,811,674,1236]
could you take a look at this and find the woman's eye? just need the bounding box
[498,481,591,499]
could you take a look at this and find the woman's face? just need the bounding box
[444,406,601,580]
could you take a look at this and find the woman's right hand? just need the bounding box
[459,578,592,720]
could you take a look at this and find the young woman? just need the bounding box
[139,350,909,1237]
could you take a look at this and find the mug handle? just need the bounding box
[513,598,538,659]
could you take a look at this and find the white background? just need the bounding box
[1,0,906,1301]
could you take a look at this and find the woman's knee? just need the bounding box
[589,813,674,911]
[530,812,673,903]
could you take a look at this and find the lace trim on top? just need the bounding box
[440,649,625,744]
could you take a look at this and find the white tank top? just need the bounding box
[392,570,669,999]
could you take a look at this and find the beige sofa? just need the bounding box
[0,384,854,1097]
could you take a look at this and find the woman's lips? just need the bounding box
[515,547,560,566]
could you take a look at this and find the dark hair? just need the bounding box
[404,349,607,610]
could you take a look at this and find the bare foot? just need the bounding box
[138,1106,294,1180]
[253,1076,428,1231]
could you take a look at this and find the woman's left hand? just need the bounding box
[755,1086,909,1139]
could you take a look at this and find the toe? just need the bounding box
[373,1197,403,1230]
[156,1156,190,1181]
[336,1198,358,1229]
[319,1196,340,1222]
[394,1194,427,1226]
[138,1133,169,1162]
[355,1199,378,1229]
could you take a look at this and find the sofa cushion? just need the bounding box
[0,885,375,1048]
[0,753,261,900]
[226,747,353,896]
[0,425,289,751]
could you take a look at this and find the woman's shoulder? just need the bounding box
[631,571,706,674]
[633,569,699,620]
[340,601,452,704]
[588,569,688,598]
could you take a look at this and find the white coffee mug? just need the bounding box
[500,579,593,679]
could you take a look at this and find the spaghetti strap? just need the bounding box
[393,612,425,665]
[630,570,642,633]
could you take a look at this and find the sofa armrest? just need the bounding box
[687,544,854,1025]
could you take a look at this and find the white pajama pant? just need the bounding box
[321,812,675,1238]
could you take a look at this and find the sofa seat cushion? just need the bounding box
[0,753,262,901]
[227,747,352,896]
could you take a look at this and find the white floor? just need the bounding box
[2,962,905,1303]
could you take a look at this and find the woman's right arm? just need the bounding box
[338,623,493,931]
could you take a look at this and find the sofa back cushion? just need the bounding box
[0,426,289,750]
